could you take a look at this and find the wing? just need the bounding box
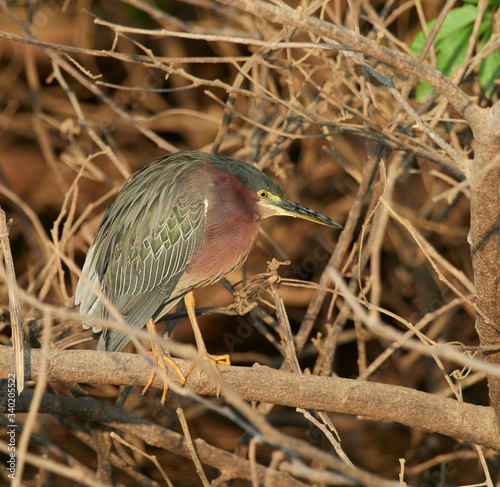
[75,157,209,351]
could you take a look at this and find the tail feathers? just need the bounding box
[76,248,182,352]
[76,246,102,322]
[95,291,167,352]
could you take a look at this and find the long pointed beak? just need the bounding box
[275,198,343,228]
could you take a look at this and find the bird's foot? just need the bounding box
[142,353,186,404]
[187,353,230,397]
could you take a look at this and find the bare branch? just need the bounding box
[1,346,499,451]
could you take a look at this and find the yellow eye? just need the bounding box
[258,190,268,199]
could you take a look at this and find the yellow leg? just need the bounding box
[141,317,186,404]
[185,290,230,396]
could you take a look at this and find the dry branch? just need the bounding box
[0,395,307,487]
[1,387,405,487]
[216,0,482,128]
[0,209,24,394]
[1,346,499,451]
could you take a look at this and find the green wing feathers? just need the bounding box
[75,157,209,350]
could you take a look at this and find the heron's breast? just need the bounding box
[176,169,260,289]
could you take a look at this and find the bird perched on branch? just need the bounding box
[75,151,342,402]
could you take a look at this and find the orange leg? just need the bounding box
[141,317,186,404]
[185,290,230,396]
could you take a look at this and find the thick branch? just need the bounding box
[1,390,306,487]
[1,346,499,451]
[469,103,500,418]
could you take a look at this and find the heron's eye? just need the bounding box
[258,190,268,199]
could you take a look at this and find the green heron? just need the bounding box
[75,151,342,401]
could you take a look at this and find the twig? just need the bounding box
[364,69,469,173]
[0,2,179,156]
[248,437,260,487]
[0,208,24,394]
[91,12,357,52]
[110,432,174,487]
[215,0,482,125]
[175,397,210,487]
[297,408,355,468]
[13,313,53,486]
[358,296,468,380]
[271,284,301,373]
[280,458,359,485]
[0,439,110,487]
[297,150,380,359]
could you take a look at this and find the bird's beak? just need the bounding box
[273,198,343,228]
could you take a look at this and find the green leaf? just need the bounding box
[431,5,478,40]
[479,53,500,96]
[435,25,472,75]
[410,4,498,100]
[463,0,500,6]
[410,6,478,62]
[415,81,435,100]
[479,48,500,98]
[411,19,437,54]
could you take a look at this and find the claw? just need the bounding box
[141,318,186,404]
[142,353,186,404]
[188,353,230,397]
